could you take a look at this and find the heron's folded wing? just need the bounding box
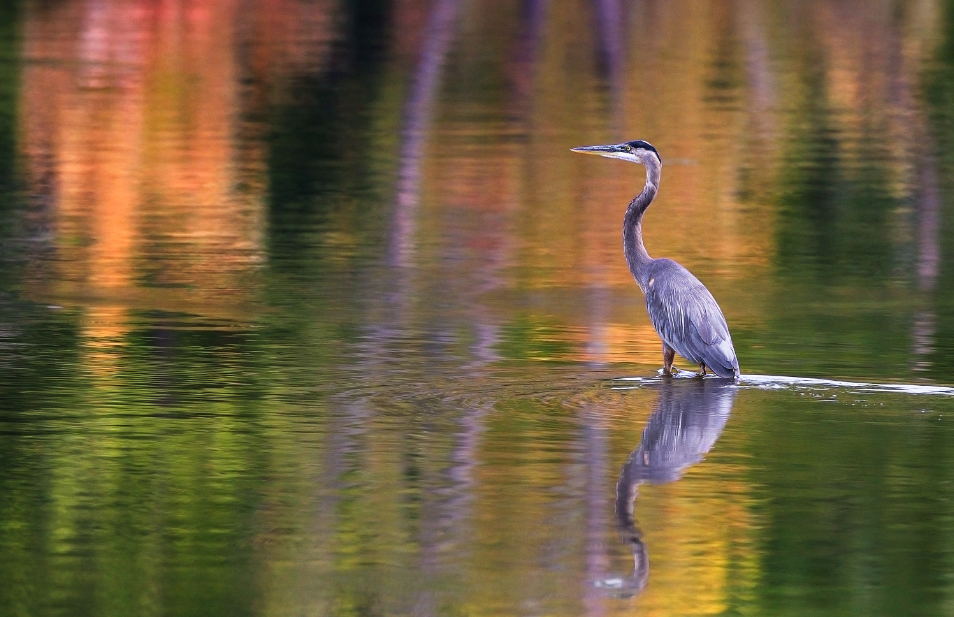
[646,261,738,375]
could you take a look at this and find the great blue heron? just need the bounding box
[572,140,740,378]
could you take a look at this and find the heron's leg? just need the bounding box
[698,363,707,377]
[662,343,675,376]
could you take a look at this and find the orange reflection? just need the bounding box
[21,0,338,327]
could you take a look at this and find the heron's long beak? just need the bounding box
[571,143,629,159]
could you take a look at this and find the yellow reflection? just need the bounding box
[79,304,130,381]
[567,323,665,366]
[634,479,759,616]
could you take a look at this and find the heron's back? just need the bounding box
[643,259,740,378]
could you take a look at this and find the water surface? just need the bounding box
[4,0,954,615]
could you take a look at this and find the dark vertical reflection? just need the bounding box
[267,0,392,274]
[509,0,547,123]
[0,0,29,405]
[923,0,954,377]
[597,378,736,599]
[886,2,941,373]
[0,0,22,291]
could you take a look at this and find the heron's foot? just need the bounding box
[658,366,681,377]
[697,363,708,377]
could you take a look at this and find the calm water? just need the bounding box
[4,0,954,615]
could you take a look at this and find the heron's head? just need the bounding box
[571,140,661,166]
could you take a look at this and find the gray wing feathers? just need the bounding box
[645,260,740,378]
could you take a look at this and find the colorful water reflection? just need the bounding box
[3,1,954,616]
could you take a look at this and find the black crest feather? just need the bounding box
[626,140,661,163]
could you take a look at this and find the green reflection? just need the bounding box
[765,21,912,378]
[749,394,954,617]
[0,313,271,616]
[775,41,896,282]
[497,315,577,361]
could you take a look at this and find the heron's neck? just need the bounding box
[616,461,649,593]
[623,159,660,292]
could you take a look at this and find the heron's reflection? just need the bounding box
[602,377,737,598]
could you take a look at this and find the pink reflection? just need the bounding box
[392,0,462,268]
